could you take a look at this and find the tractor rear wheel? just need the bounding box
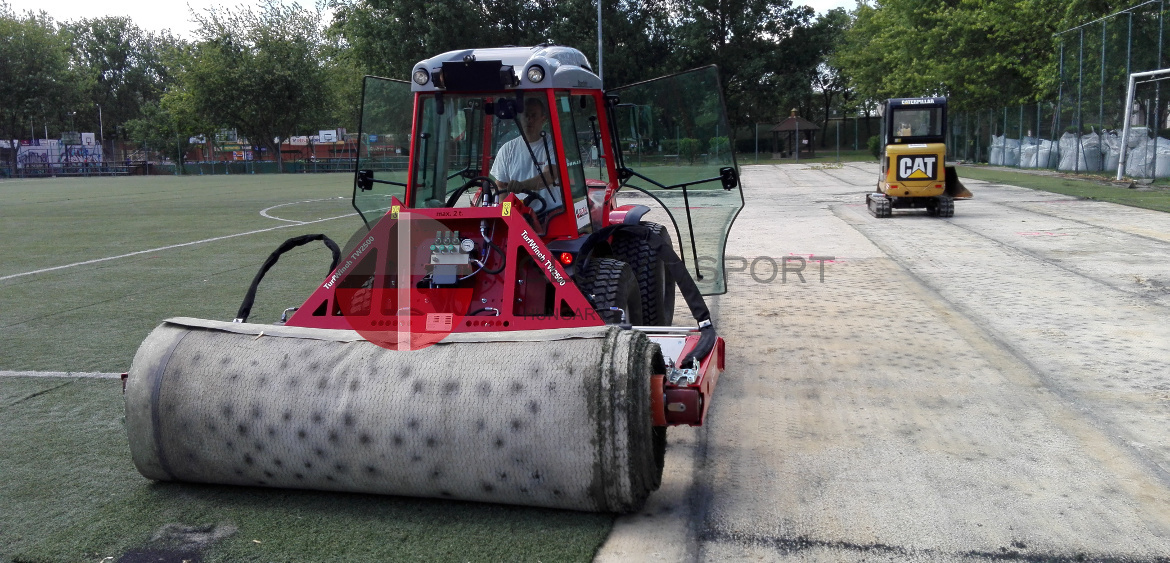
[576,258,644,325]
[612,222,676,326]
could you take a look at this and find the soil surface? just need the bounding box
[596,162,1170,562]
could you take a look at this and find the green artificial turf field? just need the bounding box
[0,174,613,562]
[955,165,1170,213]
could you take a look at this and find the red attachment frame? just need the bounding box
[286,195,603,334]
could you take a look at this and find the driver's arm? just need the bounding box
[491,145,556,194]
[498,164,556,193]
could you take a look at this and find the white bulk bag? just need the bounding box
[1004,138,1021,167]
[988,134,1005,165]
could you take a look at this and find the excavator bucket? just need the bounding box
[944,166,973,199]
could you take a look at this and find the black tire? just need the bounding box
[575,258,643,325]
[612,222,676,326]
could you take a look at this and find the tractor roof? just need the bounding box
[410,46,602,93]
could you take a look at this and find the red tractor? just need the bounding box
[125,46,743,513]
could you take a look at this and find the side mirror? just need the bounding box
[719,167,738,191]
[495,98,517,120]
[357,169,374,191]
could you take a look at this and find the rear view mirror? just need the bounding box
[720,167,738,190]
[357,169,374,191]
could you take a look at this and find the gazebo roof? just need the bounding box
[771,109,820,132]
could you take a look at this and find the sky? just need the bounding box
[5,0,857,39]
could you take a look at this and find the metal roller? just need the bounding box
[125,318,664,512]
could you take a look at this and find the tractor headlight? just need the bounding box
[526,65,545,83]
[413,68,430,85]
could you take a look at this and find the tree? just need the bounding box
[809,8,851,144]
[832,0,1076,110]
[332,0,675,88]
[544,0,675,88]
[63,17,180,144]
[125,90,206,170]
[667,0,825,130]
[186,0,332,172]
[331,0,499,80]
[0,3,84,171]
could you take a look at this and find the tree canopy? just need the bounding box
[185,0,334,171]
[0,4,82,169]
[5,0,1145,169]
[830,0,1120,111]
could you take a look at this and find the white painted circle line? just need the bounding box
[259,197,348,223]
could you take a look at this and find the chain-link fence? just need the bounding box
[951,0,1170,179]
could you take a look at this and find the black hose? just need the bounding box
[574,223,717,366]
[234,234,341,323]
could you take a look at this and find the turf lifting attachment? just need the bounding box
[124,318,665,513]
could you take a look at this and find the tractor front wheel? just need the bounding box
[576,258,644,325]
[612,222,676,326]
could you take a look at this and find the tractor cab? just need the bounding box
[352,46,744,296]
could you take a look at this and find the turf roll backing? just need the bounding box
[125,318,664,513]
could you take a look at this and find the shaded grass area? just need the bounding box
[1,377,613,562]
[956,165,1170,213]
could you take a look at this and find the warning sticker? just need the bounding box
[426,313,454,332]
[502,202,512,216]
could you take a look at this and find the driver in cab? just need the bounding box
[490,97,562,212]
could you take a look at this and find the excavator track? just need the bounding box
[928,195,954,218]
[867,193,892,218]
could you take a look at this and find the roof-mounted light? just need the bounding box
[526,65,545,84]
[413,68,430,85]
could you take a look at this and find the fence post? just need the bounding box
[1119,72,1137,180]
[1100,20,1107,136]
[1076,27,1084,174]
[1153,0,1164,180]
[1054,41,1065,170]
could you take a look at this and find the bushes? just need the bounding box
[678,138,701,163]
[708,136,730,156]
[652,136,733,162]
[867,135,881,160]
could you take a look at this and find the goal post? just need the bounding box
[1118,68,1170,181]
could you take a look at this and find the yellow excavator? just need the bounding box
[867,97,971,218]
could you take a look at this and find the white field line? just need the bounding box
[259,197,348,223]
[0,211,357,282]
[0,370,120,378]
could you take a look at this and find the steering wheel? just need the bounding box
[516,189,549,214]
[444,176,501,208]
